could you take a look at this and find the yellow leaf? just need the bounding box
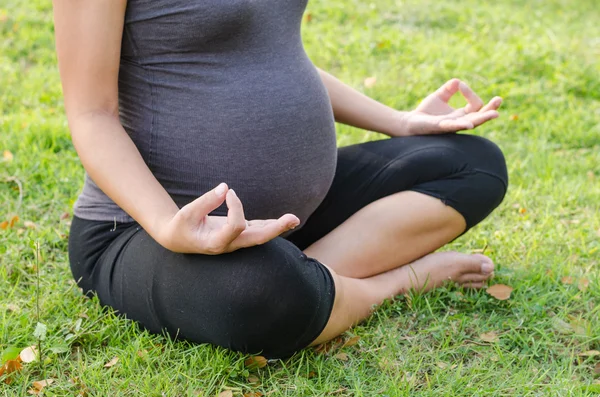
[218,391,233,397]
[103,356,119,368]
[510,114,519,121]
[20,345,38,363]
[244,355,267,369]
[364,77,377,88]
[0,221,8,230]
[486,284,514,300]
[479,331,499,343]
[3,150,13,161]
[24,221,37,229]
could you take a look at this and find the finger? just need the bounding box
[456,273,493,284]
[229,214,300,249]
[180,182,228,220]
[433,78,460,102]
[438,118,474,132]
[459,81,484,113]
[465,110,499,127]
[209,189,247,249]
[480,96,503,112]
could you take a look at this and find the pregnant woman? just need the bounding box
[53,0,508,358]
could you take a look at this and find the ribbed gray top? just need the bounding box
[74,0,337,224]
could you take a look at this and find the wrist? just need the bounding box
[382,110,410,137]
[147,203,180,248]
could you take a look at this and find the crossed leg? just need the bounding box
[286,134,508,346]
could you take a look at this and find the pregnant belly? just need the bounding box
[134,63,338,223]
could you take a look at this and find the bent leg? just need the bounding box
[289,134,508,278]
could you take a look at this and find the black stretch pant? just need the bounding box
[69,134,508,358]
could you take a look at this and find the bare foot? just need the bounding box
[395,251,494,292]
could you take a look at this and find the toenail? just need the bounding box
[481,262,494,274]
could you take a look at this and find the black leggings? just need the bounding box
[69,134,508,358]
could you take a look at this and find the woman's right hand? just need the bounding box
[155,183,300,255]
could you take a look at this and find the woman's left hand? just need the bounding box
[400,78,503,136]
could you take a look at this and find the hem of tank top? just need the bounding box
[72,208,136,225]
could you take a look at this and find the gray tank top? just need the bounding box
[74,0,337,225]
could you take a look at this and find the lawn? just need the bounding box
[1,0,600,395]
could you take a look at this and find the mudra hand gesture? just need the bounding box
[402,78,503,136]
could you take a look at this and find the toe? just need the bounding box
[472,254,495,275]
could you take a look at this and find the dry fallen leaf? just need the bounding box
[578,278,590,292]
[103,357,119,368]
[24,221,37,229]
[305,12,313,22]
[578,350,600,357]
[0,359,23,384]
[479,331,499,343]
[247,375,260,385]
[30,379,54,394]
[244,356,267,369]
[486,284,514,300]
[561,276,574,285]
[6,304,19,312]
[510,114,519,121]
[60,212,71,220]
[218,391,233,397]
[3,150,13,162]
[342,335,360,348]
[0,221,8,230]
[334,352,349,361]
[243,393,263,397]
[594,363,600,375]
[364,76,377,88]
[20,346,38,363]
[518,207,526,214]
[9,215,19,228]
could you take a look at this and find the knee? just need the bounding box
[224,240,334,357]
[458,135,508,186]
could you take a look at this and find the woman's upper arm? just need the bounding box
[52,0,127,121]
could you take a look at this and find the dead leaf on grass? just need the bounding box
[486,284,513,300]
[0,358,23,384]
[9,215,19,228]
[19,346,38,363]
[578,278,590,292]
[578,350,600,357]
[247,375,260,385]
[334,352,348,361]
[479,331,499,343]
[28,378,54,395]
[509,114,519,121]
[23,221,37,229]
[342,336,360,348]
[103,357,119,368]
[244,356,267,369]
[218,391,233,397]
[595,363,600,376]
[0,221,8,230]
[243,393,263,397]
[561,276,574,285]
[3,150,13,162]
[60,212,71,220]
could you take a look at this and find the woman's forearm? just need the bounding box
[69,111,179,238]
[317,68,407,137]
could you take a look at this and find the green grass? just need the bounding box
[1,0,600,395]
